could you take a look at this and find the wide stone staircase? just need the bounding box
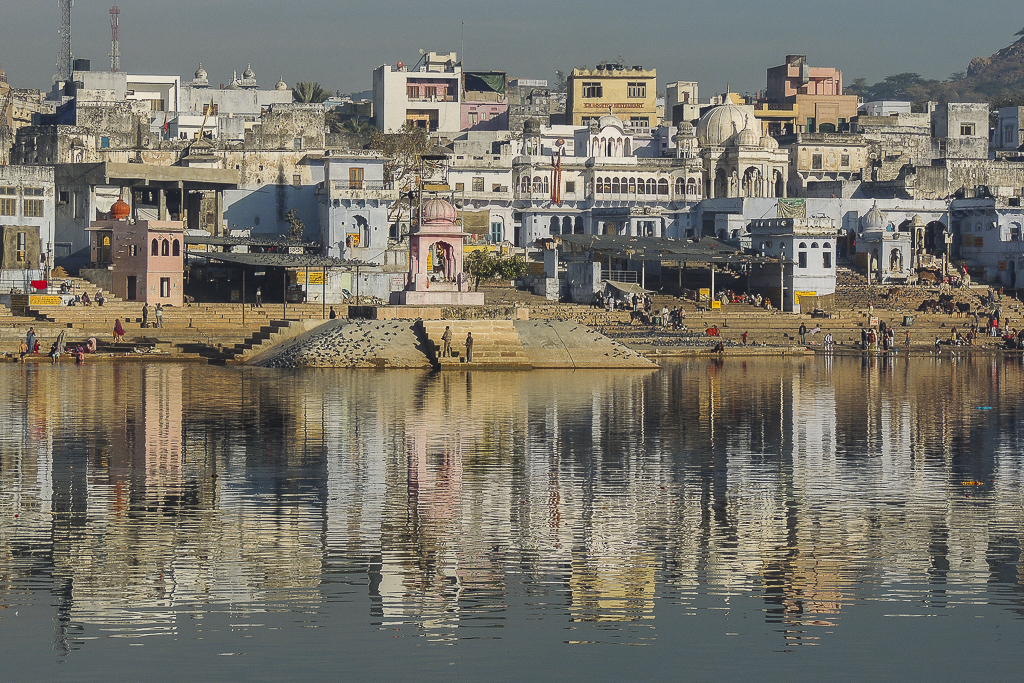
[16,284,341,360]
[420,319,532,368]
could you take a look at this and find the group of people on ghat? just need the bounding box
[861,323,903,354]
[18,327,96,364]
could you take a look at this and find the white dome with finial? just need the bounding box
[195,63,207,80]
[696,100,758,147]
[760,134,779,150]
[242,63,255,80]
[737,127,760,147]
[276,77,288,91]
[860,203,887,231]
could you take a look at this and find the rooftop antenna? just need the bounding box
[57,0,74,82]
[109,6,121,72]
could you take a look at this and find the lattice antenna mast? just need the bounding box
[57,0,74,82]
[109,6,121,72]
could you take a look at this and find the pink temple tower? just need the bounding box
[390,197,484,305]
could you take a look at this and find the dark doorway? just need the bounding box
[127,276,137,301]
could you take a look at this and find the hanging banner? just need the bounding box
[778,198,806,218]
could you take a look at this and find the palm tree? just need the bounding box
[292,82,331,104]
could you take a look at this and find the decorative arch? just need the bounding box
[658,179,669,195]
[675,178,685,195]
[611,177,620,194]
[151,239,159,256]
[628,177,636,194]
[533,176,544,193]
[646,178,657,195]
[549,216,560,235]
[562,216,572,233]
[574,216,584,234]
[172,239,180,256]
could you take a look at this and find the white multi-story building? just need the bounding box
[373,52,463,134]
[317,154,398,262]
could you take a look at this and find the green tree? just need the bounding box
[284,209,305,240]
[292,81,331,104]
[495,254,527,280]
[464,250,497,291]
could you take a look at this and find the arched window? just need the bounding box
[542,177,550,194]
[562,216,572,234]
[658,179,669,195]
[549,216,560,235]
[595,177,603,194]
[675,178,685,195]
[172,239,180,256]
[628,177,636,194]
[810,242,819,249]
[798,242,807,249]
[161,240,170,256]
[687,177,699,196]
[602,177,611,194]
[151,239,159,256]
[520,176,530,194]
[611,177,620,194]
[533,176,543,193]
[636,178,645,195]
[624,139,631,156]
[822,242,831,249]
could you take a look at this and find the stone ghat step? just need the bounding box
[421,320,530,366]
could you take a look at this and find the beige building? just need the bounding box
[566,63,657,130]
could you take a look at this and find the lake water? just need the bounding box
[1,356,1023,681]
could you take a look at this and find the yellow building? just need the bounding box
[566,63,657,130]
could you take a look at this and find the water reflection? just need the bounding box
[1,357,1024,662]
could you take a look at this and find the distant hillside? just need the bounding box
[961,32,1024,99]
[848,30,1024,107]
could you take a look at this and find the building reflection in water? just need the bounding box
[1,357,1023,652]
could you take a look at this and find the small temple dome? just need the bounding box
[861,203,887,231]
[194,63,207,80]
[760,134,779,150]
[276,77,288,91]
[110,197,130,221]
[737,127,760,147]
[598,114,624,131]
[696,100,758,147]
[242,63,255,80]
[420,198,459,228]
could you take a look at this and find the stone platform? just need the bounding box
[250,319,657,370]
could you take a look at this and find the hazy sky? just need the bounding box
[0,0,1020,96]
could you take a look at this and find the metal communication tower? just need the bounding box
[56,0,74,82]
[109,6,121,72]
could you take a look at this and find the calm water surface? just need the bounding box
[1,356,1023,681]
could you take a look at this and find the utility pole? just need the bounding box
[109,6,121,73]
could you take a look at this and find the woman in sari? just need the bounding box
[113,318,125,343]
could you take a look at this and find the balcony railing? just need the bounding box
[332,180,394,191]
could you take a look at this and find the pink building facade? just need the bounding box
[89,216,185,306]
[766,55,844,102]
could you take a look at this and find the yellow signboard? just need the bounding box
[711,300,721,309]
[793,291,817,303]
[698,288,710,302]
[295,271,325,285]
[30,295,63,307]
[346,232,360,247]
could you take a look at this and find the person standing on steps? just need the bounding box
[799,322,807,345]
[255,287,263,307]
[464,332,474,363]
[329,306,337,320]
[141,303,149,328]
[441,325,453,358]
[155,303,164,328]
